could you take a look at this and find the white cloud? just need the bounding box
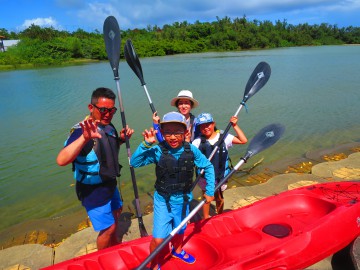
[76,2,132,30]
[78,2,117,17]
[21,17,60,29]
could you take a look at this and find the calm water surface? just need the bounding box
[0,45,359,232]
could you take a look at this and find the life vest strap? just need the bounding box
[78,169,99,183]
[74,160,98,165]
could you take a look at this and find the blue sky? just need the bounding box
[1,0,360,33]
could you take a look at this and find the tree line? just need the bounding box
[1,16,359,68]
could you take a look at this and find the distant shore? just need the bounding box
[1,141,359,250]
[1,44,359,72]
[0,58,101,71]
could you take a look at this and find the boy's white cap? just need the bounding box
[170,90,199,108]
[160,112,187,129]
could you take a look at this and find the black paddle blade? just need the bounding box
[244,123,285,161]
[124,39,146,85]
[243,62,271,102]
[103,16,121,78]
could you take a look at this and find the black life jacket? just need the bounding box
[72,123,121,184]
[198,132,229,182]
[70,123,121,207]
[155,141,194,196]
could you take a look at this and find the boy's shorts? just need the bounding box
[85,188,123,232]
[153,193,189,238]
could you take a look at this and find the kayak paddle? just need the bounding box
[190,61,271,191]
[124,39,157,114]
[103,16,148,237]
[135,123,285,269]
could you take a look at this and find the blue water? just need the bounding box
[0,45,359,233]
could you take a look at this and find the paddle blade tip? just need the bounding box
[243,61,272,100]
[124,39,146,85]
[246,123,285,158]
[103,16,121,73]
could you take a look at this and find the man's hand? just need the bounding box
[79,118,101,141]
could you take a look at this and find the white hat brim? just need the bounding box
[170,96,199,108]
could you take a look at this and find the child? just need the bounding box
[192,112,248,219]
[130,111,215,270]
[153,90,199,143]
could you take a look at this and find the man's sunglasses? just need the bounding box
[92,104,117,114]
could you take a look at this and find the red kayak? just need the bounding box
[42,181,360,269]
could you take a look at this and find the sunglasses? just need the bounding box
[163,130,185,138]
[92,104,117,114]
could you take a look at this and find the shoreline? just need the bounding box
[0,59,102,71]
[1,44,360,72]
[1,141,359,250]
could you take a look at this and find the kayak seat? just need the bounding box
[262,223,291,238]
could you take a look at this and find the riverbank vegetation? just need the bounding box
[1,16,359,69]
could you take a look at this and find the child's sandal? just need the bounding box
[171,248,196,264]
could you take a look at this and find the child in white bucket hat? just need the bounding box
[192,112,247,219]
[153,90,199,143]
[170,90,199,108]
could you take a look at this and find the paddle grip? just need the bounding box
[113,69,119,79]
[150,103,156,114]
[218,122,232,145]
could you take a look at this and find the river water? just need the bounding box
[0,45,359,234]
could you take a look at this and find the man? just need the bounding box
[57,87,134,250]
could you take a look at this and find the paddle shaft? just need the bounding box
[142,84,157,114]
[135,158,246,270]
[103,17,148,237]
[190,101,245,191]
[114,78,148,237]
[190,67,267,191]
[200,67,265,163]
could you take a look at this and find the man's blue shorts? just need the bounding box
[153,192,189,238]
[85,188,123,232]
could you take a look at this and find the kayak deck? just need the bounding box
[43,181,360,270]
